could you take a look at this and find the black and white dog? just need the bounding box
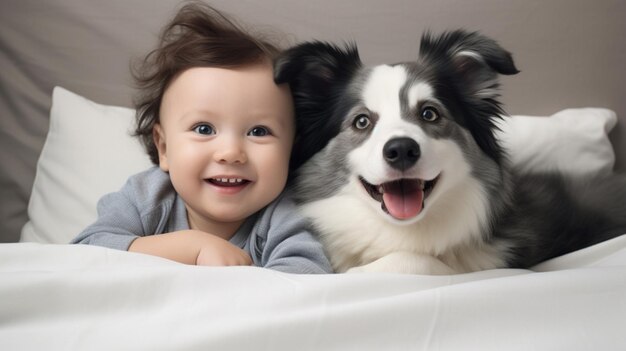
[275,30,626,274]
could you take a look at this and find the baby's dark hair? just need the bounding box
[132,2,282,164]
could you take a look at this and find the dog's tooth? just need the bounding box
[378,186,384,194]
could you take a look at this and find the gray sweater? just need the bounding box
[72,167,332,274]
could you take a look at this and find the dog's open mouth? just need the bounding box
[359,175,439,220]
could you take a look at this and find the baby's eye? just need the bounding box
[248,126,271,137]
[193,124,215,135]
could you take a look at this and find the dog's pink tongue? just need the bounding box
[382,180,424,220]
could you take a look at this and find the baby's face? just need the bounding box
[155,63,294,234]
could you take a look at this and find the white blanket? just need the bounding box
[2,238,626,350]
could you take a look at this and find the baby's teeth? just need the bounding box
[214,178,244,183]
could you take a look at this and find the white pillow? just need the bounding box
[20,87,619,244]
[20,87,152,244]
[495,108,617,175]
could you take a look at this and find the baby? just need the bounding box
[72,3,332,274]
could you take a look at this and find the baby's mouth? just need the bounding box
[206,177,251,187]
[359,175,440,220]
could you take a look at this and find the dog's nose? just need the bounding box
[383,137,420,171]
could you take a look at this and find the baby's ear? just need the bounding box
[152,124,169,172]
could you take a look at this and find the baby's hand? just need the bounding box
[195,234,253,267]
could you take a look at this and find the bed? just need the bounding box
[1,1,625,350]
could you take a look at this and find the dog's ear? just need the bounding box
[274,42,362,170]
[274,41,361,88]
[419,30,519,164]
[419,30,519,98]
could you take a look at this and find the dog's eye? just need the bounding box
[353,114,371,130]
[421,107,439,122]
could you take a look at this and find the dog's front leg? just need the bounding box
[346,252,455,275]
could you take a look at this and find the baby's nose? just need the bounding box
[214,137,247,164]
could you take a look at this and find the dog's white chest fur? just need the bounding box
[300,177,507,274]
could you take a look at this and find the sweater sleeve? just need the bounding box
[70,167,176,250]
[258,192,333,274]
[70,188,144,251]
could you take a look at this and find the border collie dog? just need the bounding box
[274,30,626,274]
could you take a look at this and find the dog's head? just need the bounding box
[275,30,518,223]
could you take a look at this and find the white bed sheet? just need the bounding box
[1,237,626,350]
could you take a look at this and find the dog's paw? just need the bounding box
[346,252,455,275]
